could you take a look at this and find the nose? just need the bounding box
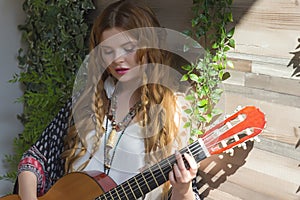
[113,48,126,63]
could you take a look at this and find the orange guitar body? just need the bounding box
[0,171,116,200]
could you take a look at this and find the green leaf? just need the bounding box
[199,116,207,122]
[191,129,203,136]
[223,46,230,52]
[182,29,192,36]
[222,71,231,81]
[227,27,235,38]
[75,35,84,49]
[229,38,235,48]
[184,109,193,114]
[181,65,192,71]
[227,60,234,68]
[181,74,189,81]
[212,42,219,49]
[228,12,233,22]
[197,99,208,107]
[206,113,213,123]
[185,94,195,101]
[191,17,200,27]
[189,73,199,82]
[183,122,191,128]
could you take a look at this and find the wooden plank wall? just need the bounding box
[151,0,300,199]
[217,1,300,199]
[92,0,300,199]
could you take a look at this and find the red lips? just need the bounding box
[115,67,130,75]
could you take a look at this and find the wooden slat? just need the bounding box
[228,52,296,79]
[224,82,300,108]
[231,0,300,59]
[245,73,300,97]
[228,57,252,72]
[225,66,300,97]
[223,70,245,86]
[255,137,300,161]
[229,0,300,79]
[145,0,192,31]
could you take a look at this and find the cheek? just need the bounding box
[128,52,139,66]
[102,54,114,66]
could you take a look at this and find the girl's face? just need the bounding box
[100,28,140,82]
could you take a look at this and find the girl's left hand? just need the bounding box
[169,151,198,199]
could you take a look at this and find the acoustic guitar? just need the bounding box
[1,106,266,200]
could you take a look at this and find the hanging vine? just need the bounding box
[182,0,235,140]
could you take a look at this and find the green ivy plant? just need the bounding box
[182,0,235,140]
[1,0,94,182]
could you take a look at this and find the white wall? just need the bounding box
[0,1,25,196]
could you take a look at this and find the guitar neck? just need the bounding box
[96,139,208,200]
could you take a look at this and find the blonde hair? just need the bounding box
[62,1,181,198]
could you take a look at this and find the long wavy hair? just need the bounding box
[62,1,181,198]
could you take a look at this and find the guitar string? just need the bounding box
[100,107,230,199]
[97,142,205,200]
[106,120,252,200]
[201,117,246,149]
[100,125,264,200]
[201,114,264,148]
[203,123,265,151]
[98,151,205,199]
[97,120,265,199]
[102,124,253,200]
[96,143,203,200]
[100,122,262,200]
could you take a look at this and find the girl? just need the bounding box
[15,1,201,199]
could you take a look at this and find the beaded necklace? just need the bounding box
[103,94,141,175]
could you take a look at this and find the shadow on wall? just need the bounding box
[197,141,254,198]
[231,0,258,25]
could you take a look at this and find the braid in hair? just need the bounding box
[76,78,107,171]
[137,49,180,199]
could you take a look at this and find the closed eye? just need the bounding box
[101,47,114,55]
[122,42,137,53]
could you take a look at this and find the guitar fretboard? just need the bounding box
[95,139,207,200]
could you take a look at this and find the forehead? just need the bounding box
[101,28,137,47]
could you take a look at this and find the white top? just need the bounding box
[73,94,190,199]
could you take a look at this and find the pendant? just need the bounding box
[106,128,117,149]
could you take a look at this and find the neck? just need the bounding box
[114,77,142,95]
[111,82,142,122]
